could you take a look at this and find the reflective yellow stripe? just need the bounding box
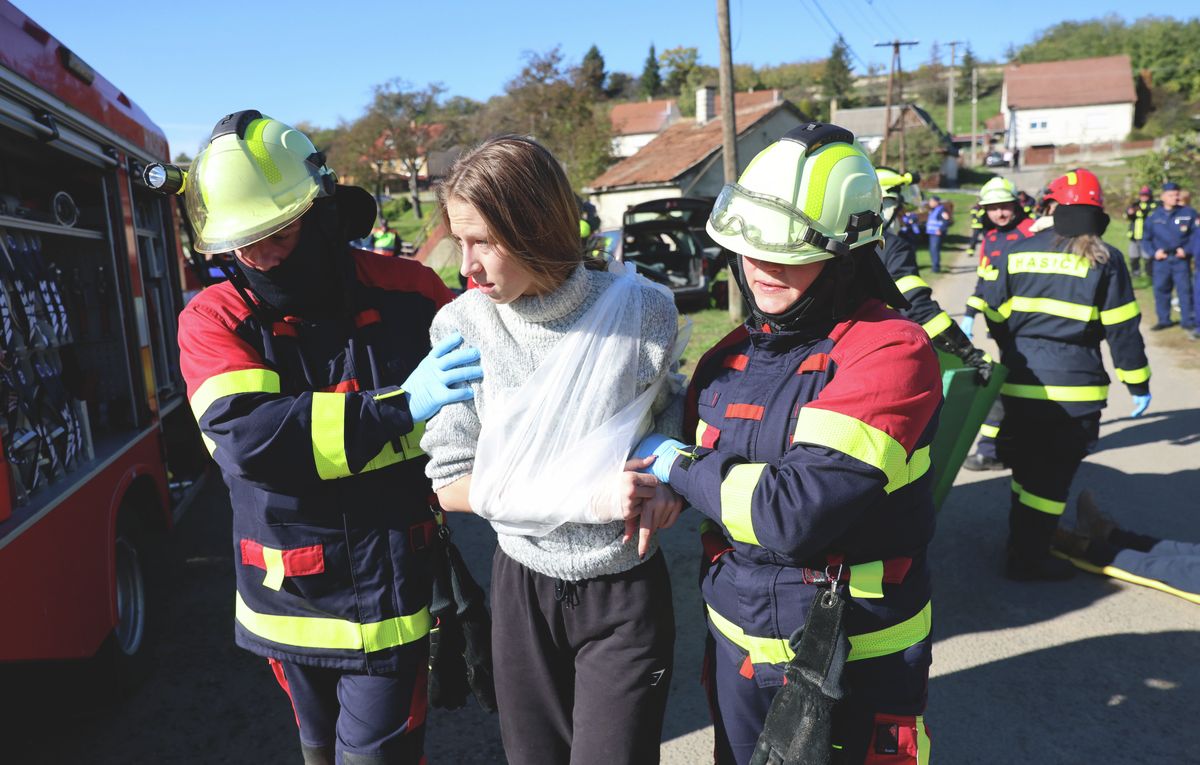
[803,145,860,221]
[921,311,953,339]
[1054,551,1200,605]
[261,546,285,591]
[1001,383,1108,402]
[190,368,282,422]
[981,300,1008,323]
[847,600,932,662]
[794,408,931,494]
[1101,300,1141,325]
[311,392,349,480]
[1011,480,1066,516]
[1009,251,1090,278]
[311,395,425,480]
[190,368,282,456]
[979,423,1000,438]
[966,295,988,313]
[976,264,999,281]
[1115,366,1151,385]
[894,275,929,295]
[720,463,767,546]
[696,418,710,446]
[849,560,884,599]
[374,388,407,402]
[917,716,931,765]
[707,600,932,665]
[235,592,431,652]
[245,118,283,184]
[1007,296,1099,322]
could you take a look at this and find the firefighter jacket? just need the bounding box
[1126,199,1158,241]
[970,205,985,231]
[964,216,1036,319]
[178,249,454,672]
[979,228,1150,418]
[1144,204,1198,255]
[880,232,955,343]
[670,299,941,712]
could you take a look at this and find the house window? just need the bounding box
[1030,121,1037,129]
[1040,121,1047,128]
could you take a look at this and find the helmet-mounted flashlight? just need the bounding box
[143,163,187,195]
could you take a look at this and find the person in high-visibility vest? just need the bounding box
[978,168,1150,581]
[1125,185,1158,279]
[635,123,938,764]
[176,111,482,764]
[372,218,398,255]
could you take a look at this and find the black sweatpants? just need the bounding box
[491,547,675,765]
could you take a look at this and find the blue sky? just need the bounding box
[15,0,1195,157]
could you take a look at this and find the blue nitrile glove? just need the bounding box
[959,315,975,337]
[402,332,483,421]
[1131,394,1152,418]
[633,433,686,484]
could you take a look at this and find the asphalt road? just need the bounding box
[5,247,1196,764]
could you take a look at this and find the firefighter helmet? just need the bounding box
[875,166,920,229]
[707,123,883,265]
[185,110,336,254]
[979,176,1018,206]
[1044,169,1104,208]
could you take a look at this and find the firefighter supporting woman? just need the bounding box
[172,113,483,765]
[636,124,940,764]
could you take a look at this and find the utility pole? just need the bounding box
[971,66,979,166]
[717,0,744,321]
[946,40,963,138]
[875,40,918,166]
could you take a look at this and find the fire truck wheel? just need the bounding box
[95,514,155,691]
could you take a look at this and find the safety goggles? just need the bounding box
[710,183,879,257]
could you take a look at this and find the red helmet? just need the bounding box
[1044,168,1104,208]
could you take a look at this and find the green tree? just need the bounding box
[639,44,662,99]
[1131,134,1200,192]
[960,45,978,81]
[659,46,700,97]
[579,45,607,97]
[870,122,945,179]
[362,80,456,218]
[605,71,636,99]
[822,36,856,107]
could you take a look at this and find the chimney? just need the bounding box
[696,85,717,125]
[830,98,839,123]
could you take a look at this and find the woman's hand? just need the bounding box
[631,484,684,558]
[618,456,660,543]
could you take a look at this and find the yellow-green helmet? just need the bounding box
[875,166,921,227]
[707,123,883,265]
[186,110,336,253]
[979,176,1017,206]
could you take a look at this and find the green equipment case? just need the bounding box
[930,352,1007,511]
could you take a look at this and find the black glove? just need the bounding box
[932,320,992,386]
[428,614,471,709]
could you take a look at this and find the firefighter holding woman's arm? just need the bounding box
[173,112,481,765]
[636,124,939,764]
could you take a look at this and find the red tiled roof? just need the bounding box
[610,99,678,135]
[984,113,1006,131]
[589,95,797,190]
[1004,55,1135,109]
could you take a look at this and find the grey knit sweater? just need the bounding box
[421,264,683,581]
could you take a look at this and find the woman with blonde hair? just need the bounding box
[978,168,1152,580]
[421,135,683,765]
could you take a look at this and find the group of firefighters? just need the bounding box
[166,110,1173,764]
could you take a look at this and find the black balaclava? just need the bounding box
[730,243,907,333]
[980,203,1028,233]
[1053,204,1110,238]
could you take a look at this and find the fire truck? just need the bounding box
[0,1,207,680]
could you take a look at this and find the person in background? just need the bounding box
[967,201,985,253]
[924,195,951,273]
[978,168,1150,581]
[372,218,398,256]
[1143,181,1196,331]
[176,112,481,764]
[637,124,939,764]
[1125,185,1158,279]
[423,135,682,765]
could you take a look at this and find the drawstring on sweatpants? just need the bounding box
[554,579,580,609]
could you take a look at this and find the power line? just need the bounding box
[855,0,893,45]
[868,0,914,41]
[809,0,868,69]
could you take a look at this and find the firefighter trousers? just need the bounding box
[268,647,427,765]
[490,548,675,765]
[1152,256,1194,327]
[702,634,931,765]
[997,405,1100,559]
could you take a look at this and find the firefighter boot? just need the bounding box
[1005,504,1075,581]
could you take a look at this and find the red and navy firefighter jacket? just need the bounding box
[177,249,453,672]
[965,215,1036,320]
[979,228,1150,418]
[670,299,942,713]
[879,232,956,343]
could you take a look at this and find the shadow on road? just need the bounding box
[1097,407,1200,449]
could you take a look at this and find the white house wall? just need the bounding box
[591,187,681,230]
[612,132,660,158]
[1006,103,1133,148]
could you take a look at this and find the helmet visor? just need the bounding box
[186,138,331,254]
[709,183,824,253]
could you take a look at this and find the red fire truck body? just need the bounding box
[0,1,205,666]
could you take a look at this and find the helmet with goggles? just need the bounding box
[979,176,1018,206]
[707,122,883,266]
[875,166,921,228]
[185,110,337,254]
